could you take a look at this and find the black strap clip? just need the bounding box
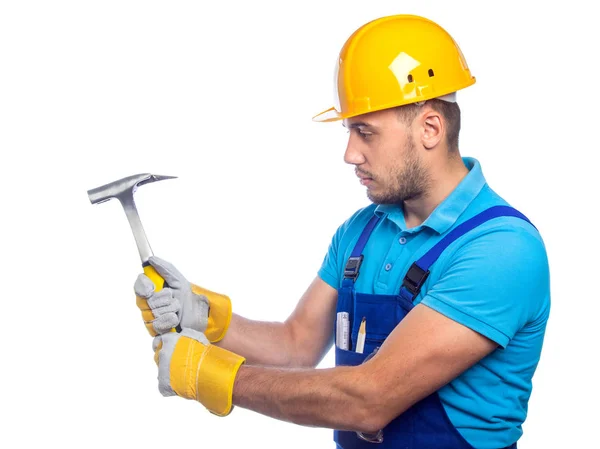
[402,262,430,297]
[343,255,364,281]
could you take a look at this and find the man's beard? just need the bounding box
[368,139,430,204]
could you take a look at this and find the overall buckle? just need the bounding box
[402,262,430,296]
[344,255,364,281]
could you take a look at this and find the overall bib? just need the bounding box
[334,206,534,449]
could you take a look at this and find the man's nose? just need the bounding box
[344,133,366,165]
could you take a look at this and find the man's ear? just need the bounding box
[419,107,444,150]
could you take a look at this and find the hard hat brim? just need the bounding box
[312,107,342,123]
[312,78,475,123]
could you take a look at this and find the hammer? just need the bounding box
[87,173,181,332]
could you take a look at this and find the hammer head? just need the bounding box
[87,173,177,263]
[87,173,177,205]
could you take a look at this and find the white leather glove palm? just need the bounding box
[135,256,209,336]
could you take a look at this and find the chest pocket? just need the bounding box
[349,292,414,355]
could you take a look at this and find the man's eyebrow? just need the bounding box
[342,121,374,129]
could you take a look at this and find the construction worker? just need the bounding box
[134,14,550,449]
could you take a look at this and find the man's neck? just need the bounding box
[403,157,469,229]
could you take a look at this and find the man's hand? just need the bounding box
[134,256,232,341]
[153,328,245,416]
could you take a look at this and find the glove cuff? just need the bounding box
[197,345,245,416]
[169,335,245,416]
[191,284,232,342]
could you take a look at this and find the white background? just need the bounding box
[1,1,597,447]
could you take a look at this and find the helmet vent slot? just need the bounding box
[407,74,414,83]
[428,69,435,77]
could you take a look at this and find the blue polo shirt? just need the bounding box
[318,157,550,449]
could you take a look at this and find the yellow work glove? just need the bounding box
[153,328,245,416]
[134,256,232,341]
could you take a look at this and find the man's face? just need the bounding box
[343,108,430,204]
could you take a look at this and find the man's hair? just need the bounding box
[395,99,461,152]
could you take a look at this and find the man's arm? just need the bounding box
[232,304,497,434]
[216,276,338,368]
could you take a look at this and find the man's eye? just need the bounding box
[347,129,372,139]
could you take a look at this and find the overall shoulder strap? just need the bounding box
[341,214,381,288]
[399,205,535,302]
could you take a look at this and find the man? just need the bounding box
[134,14,550,449]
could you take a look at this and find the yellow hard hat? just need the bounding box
[313,14,476,122]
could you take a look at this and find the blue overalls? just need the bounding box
[334,206,534,449]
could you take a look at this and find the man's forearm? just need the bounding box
[231,364,385,434]
[216,314,299,367]
[214,277,337,368]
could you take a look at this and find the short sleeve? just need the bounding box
[420,227,550,348]
[318,224,343,289]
